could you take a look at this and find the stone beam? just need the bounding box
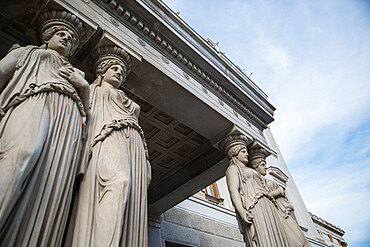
[148,147,227,214]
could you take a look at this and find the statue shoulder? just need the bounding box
[226,164,238,174]
[0,45,32,91]
[226,164,242,181]
[4,45,40,70]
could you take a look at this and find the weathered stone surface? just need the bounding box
[71,46,149,247]
[189,214,215,234]
[164,208,192,228]
[161,221,199,247]
[231,227,244,242]
[213,221,234,240]
[0,9,89,246]
[162,208,245,247]
[220,136,310,247]
[198,232,245,247]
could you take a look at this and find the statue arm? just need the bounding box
[0,47,25,92]
[59,67,90,115]
[269,187,285,198]
[226,166,252,225]
[147,160,151,187]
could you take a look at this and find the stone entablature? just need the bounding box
[93,0,275,129]
[267,166,289,187]
[310,213,345,236]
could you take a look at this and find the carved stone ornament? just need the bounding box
[71,45,151,247]
[247,140,268,163]
[223,137,310,246]
[100,0,269,129]
[110,16,119,26]
[219,134,249,159]
[137,37,146,46]
[161,55,169,64]
[183,71,190,80]
[37,9,86,55]
[0,9,89,246]
[89,45,133,77]
[246,142,310,247]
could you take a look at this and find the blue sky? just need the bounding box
[162,0,370,246]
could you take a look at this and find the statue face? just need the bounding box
[256,158,267,176]
[103,64,124,88]
[47,30,74,56]
[236,148,249,165]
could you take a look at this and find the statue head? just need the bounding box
[90,46,132,88]
[43,27,75,56]
[250,158,267,176]
[38,10,86,56]
[234,146,249,165]
[219,134,250,165]
[248,141,268,176]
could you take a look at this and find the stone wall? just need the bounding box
[161,207,244,247]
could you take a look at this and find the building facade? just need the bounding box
[0,0,346,246]
[159,128,347,247]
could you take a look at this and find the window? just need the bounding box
[328,234,333,242]
[201,182,224,205]
[165,241,191,247]
[203,182,221,199]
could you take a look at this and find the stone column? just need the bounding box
[148,214,163,247]
[219,135,311,246]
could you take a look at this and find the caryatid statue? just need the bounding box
[0,10,89,246]
[220,134,308,246]
[247,141,310,247]
[71,46,151,247]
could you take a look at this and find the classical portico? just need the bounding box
[0,0,329,246]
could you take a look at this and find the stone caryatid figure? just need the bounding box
[220,134,307,247]
[72,46,151,247]
[248,142,310,247]
[0,10,89,246]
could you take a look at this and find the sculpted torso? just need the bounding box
[71,48,150,247]
[0,14,90,246]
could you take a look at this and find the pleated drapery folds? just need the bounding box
[72,81,149,247]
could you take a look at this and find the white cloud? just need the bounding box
[297,157,370,244]
[269,65,370,161]
[163,0,370,245]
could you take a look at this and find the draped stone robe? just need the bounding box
[233,164,290,247]
[265,179,310,247]
[72,80,149,247]
[0,46,85,246]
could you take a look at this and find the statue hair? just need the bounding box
[42,25,77,47]
[96,59,127,77]
[249,159,260,170]
[92,59,127,87]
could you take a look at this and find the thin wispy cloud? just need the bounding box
[163,0,370,246]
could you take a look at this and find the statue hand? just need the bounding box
[240,209,253,225]
[59,67,89,90]
[59,66,90,115]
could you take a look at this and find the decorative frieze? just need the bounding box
[182,72,190,80]
[267,166,289,185]
[97,0,268,129]
[161,55,169,64]
[109,16,119,26]
[137,37,146,46]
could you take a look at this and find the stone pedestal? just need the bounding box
[148,214,163,247]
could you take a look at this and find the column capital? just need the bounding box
[247,139,269,163]
[218,134,250,159]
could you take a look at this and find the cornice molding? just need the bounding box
[310,212,345,236]
[96,0,268,129]
[267,166,289,184]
